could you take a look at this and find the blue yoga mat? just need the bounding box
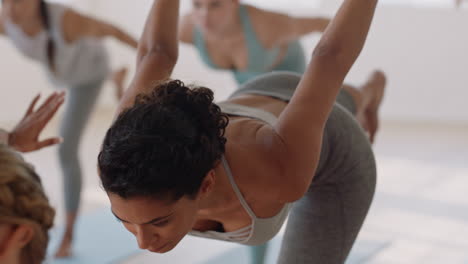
[201,234,391,264]
[46,208,143,264]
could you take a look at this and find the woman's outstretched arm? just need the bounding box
[62,10,138,49]
[273,0,379,201]
[117,0,180,112]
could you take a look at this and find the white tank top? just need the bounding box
[3,3,109,87]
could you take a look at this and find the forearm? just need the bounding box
[292,0,379,120]
[315,0,378,74]
[137,0,180,65]
[274,0,378,180]
[117,0,180,113]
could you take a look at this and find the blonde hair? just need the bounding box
[0,144,55,264]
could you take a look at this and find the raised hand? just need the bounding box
[9,92,65,152]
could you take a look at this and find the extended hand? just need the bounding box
[9,92,65,152]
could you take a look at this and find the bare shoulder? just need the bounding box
[179,12,195,44]
[60,8,82,43]
[245,5,291,48]
[225,117,299,203]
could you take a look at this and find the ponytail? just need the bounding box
[39,0,56,71]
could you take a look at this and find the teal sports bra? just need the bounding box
[193,5,306,84]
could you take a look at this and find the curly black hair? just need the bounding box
[98,80,229,201]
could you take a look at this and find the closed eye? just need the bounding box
[152,219,170,227]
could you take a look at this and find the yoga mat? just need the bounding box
[46,207,143,264]
[201,234,391,264]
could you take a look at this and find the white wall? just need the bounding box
[1,0,467,125]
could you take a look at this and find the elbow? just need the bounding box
[137,44,178,67]
[149,44,178,63]
[311,41,350,74]
[312,39,343,58]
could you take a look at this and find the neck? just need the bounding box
[208,6,242,39]
[0,249,21,264]
[197,162,237,217]
[20,15,44,36]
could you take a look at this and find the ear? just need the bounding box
[10,224,34,249]
[198,170,216,198]
[0,224,34,260]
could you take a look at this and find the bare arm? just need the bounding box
[62,10,138,49]
[179,13,195,44]
[117,0,180,112]
[271,0,378,201]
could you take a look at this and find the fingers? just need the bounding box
[35,92,66,127]
[36,91,66,114]
[24,93,41,117]
[35,137,63,151]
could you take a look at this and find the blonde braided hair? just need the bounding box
[0,144,55,264]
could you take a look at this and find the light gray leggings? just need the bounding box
[58,79,103,212]
[231,72,376,263]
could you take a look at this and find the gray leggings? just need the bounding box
[58,79,103,212]
[231,72,376,263]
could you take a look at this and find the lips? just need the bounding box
[150,242,169,253]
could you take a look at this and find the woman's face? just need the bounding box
[109,194,201,253]
[1,0,39,25]
[192,0,239,34]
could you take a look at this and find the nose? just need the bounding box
[199,6,208,15]
[135,226,157,250]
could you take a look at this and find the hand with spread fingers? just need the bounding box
[8,92,65,152]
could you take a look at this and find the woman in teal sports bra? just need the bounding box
[179,0,328,85]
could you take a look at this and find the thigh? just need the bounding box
[59,80,103,145]
[277,174,375,263]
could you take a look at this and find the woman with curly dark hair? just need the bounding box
[98,0,382,262]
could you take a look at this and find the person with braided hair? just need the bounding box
[0,144,55,264]
[0,0,139,258]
